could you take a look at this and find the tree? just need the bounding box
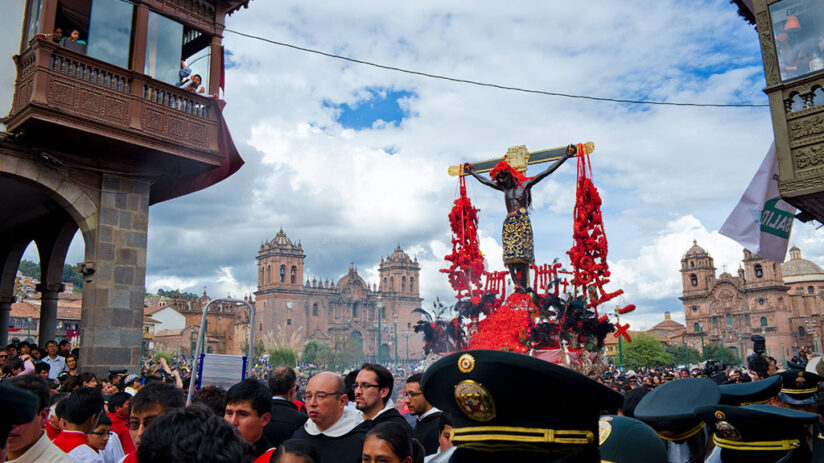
[622,332,674,369]
[704,343,741,366]
[666,343,701,367]
[301,340,332,365]
[17,260,83,292]
[268,346,298,367]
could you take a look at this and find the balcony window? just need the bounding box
[84,0,132,67]
[23,0,44,47]
[145,11,183,85]
[726,313,732,326]
[770,0,824,82]
[144,12,212,90]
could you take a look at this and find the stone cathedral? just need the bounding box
[253,229,424,363]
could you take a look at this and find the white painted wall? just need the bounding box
[152,307,186,331]
[0,2,25,132]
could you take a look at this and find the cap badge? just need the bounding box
[715,421,742,441]
[454,380,496,422]
[458,353,475,373]
[795,371,806,388]
[714,411,725,421]
[598,418,613,446]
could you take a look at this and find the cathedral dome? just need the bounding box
[782,246,824,281]
[386,245,412,264]
[273,228,292,246]
[338,264,367,288]
[684,240,708,258]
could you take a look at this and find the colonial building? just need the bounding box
[252,229,424,363]
[680,242,824,364]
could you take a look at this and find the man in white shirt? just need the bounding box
[42,340,67,380]
[52,387,105,463]
[4,375,73,463]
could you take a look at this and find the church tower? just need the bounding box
[680,241,716,298]
[379,245,420,296]
[741,249,784,289]
[256,229,306,291]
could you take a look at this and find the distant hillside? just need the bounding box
[17,260,83,292]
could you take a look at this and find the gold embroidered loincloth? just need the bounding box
[502,208,534,265]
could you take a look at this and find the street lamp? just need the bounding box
[401,329,412,367]
[26,317,31,343]
[393,313,398,370]
[376,296,383,365]
[699,321,706,362]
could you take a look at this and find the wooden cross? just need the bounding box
[448,141,595,176]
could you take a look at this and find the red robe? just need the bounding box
[108,412,135,453]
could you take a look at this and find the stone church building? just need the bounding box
[252,229,424,363]
[680,241,824,364]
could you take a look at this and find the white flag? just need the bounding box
[719,142,796,262]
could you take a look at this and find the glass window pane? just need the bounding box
[86,0,133,68]
[23,0,44,47]
[770,0,824,82]
[145,12,183,85]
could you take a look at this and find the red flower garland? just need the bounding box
[489,160,531,185]
[441,176,485,299]
[468,305,530,353]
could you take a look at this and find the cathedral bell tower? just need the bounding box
[680,241,716,297]
[257,229,306,291]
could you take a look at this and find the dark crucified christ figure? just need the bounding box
[463,144,576,294]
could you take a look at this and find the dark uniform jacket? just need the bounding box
[413,409,443,455]
[369,405,413,432]
[291,411,370,463]
[263,398,307,448]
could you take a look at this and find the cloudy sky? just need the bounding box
[26,0,824,330]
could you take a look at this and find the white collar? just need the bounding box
[304,407,364,437]
[419,406,441,420]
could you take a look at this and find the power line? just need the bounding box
[223,28,768,109]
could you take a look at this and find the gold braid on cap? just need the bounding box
[780,387,818,394]
[450,426,594,445]
[656,422,706,441]
[714,435,801,451]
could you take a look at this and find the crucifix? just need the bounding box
[456,142,595,294]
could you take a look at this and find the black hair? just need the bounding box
[55,397,68,419]
[96,412,112,427]
[225,378,271,417]
[78,372,97,385]
[359,363,393,404]
[19,341,30,349]
[50,392,69,407]
[410,439,425,463]
[59,340,71,348]
[108,391,131,410]
[35,363,51,374]
[192,385,226,416]
[406,373,423,384]
[437,412,453,433]
[136,405,253,463]
[4,374,50,411]
[6,343,17,350]
[343,369,359,402]
[45,340,57,348]
[2,357,23,375]
[620,387,648,418]
[273,438,322,463]
[366,422,414,460]
[269,365,297,396]
[130,382,185,415]
[64,387,104,424]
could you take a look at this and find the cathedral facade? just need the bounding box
[680,241,824,365]
[253,229,424,364]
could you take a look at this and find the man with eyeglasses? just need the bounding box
[119,382,184,463]
[405,373,442,456]
[291,371,370,463]
[355,363,411,431]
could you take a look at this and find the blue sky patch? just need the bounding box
[324,88,415,130]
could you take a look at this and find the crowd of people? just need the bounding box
[2,336,824,462]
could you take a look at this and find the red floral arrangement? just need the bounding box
[441,176,485,299]
[468,305,531,353]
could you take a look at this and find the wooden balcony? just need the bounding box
[5,39,222,174]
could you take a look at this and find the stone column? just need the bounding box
[37,284,62,344]
[0,296,13,345]
[79,175,149,376]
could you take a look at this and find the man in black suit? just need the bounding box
[262,365,307,447]
[406,372,441,455]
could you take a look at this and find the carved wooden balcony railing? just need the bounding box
[5,39,221,168]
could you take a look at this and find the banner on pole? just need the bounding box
[719,142,796,262]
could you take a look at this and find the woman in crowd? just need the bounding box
[362,422,424,463]
[272,439,322,463]
[66,354,79,375]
